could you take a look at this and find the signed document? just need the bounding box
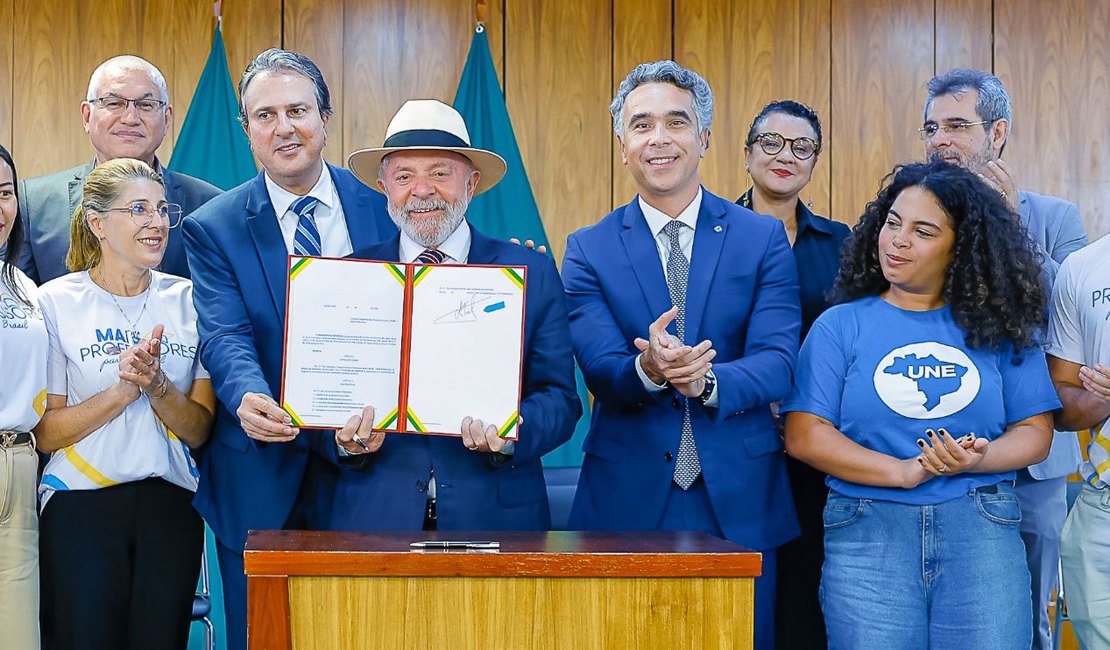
[280,256,525,439]
[281,257,406,430]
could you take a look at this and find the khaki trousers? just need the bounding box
[0,441,40,650]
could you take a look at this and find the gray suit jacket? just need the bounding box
[16,160,221,284]
[1019,189,1089,479]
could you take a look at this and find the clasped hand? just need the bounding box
[635,307,715,398]
[116,324,166,400]
[898,428,987,488]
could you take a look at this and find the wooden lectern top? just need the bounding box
[245,530,761,578]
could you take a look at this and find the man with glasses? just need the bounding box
[17,55,219,284]
[922,67,1088,650]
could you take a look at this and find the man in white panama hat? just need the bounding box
[314,99,580,532]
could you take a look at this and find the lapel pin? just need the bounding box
[713,225,723,233]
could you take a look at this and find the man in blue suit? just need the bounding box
[562,61,800,649]
[319,99,580,531]
[18,55,219,283]
[182,49,395,650]
[921,68,1088,650]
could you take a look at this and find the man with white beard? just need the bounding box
[921,68,1088,650]
[310,99,581,532]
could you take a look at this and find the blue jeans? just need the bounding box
[821,483,1032,650]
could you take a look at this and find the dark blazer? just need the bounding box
[182,165,394,552]
[563,189,801,550]
[17,160,220,283]
[315,226,581,531]
[738,189,850,338]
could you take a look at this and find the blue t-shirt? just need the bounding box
[782,296,1061,505]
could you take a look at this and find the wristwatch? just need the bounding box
[698,370,716,405]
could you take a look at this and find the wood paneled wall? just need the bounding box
[2,0,1107,264]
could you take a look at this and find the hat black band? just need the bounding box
[382,129,470,150]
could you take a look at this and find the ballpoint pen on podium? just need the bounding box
[410,540,501,550]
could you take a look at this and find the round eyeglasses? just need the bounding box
[99,201,183,229]
[749,132,820,160]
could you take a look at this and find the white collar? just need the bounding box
[265,163,334,218]
[638,187,703,236]
[399,219,472,264]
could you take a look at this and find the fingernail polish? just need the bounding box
[917,439,926,448]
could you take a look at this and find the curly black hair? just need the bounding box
[833,160,1045,352]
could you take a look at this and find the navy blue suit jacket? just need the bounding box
[316,226,581,531]
[182,165,394,551]
[563,189,801,550]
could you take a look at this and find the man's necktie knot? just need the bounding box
[416,248,447,265]
[291,195,322,257]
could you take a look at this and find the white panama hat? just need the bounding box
[347,99,507,195]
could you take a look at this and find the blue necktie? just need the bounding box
[291,195,322,257]
[664,220,701,489]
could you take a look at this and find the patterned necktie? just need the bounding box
[416,248,446,265]
[291,195,322,257]
[664,220,701,489]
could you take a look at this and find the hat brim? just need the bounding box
[347,146,508,195]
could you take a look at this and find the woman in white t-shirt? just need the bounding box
[34,158,214,650]
[0,144,48,650]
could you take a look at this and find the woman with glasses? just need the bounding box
[783,161,1057,648]
[0,144,48,649]
[738,100,849,649]
[34,158,213,650]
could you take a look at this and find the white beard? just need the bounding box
[387,195,470,248]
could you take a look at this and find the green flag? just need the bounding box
[169,24,256,189]
[453,26,590,467]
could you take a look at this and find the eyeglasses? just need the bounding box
[749,132,820,160]
[99,201,183,229]
[88,96,167,114]
[918,120,989,140]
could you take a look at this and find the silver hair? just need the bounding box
[610,60,713,138]
[86,55,170,104]
[238,48,333,126]
[924,68,1013,131]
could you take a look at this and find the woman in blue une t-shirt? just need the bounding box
[783,160,1060,649]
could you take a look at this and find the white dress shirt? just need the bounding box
[634,189,718,406]
[266,165,353,258]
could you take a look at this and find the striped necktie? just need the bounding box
[416,248,446,265]
[290,195,322,257]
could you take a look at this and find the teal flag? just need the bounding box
[169,24,256,189]
[453,26,589,467]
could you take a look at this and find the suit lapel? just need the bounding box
[244,173,290,317]
[619,199,672,327]
[162,168,185,204]
[67,161,95,216]
[332,164,381,252]
[354,233,402,263]
[683,191,727,345]
[466,226,499,264]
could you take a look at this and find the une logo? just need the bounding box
[873,342,980,419]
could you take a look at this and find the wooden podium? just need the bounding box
[244,530,761,650]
